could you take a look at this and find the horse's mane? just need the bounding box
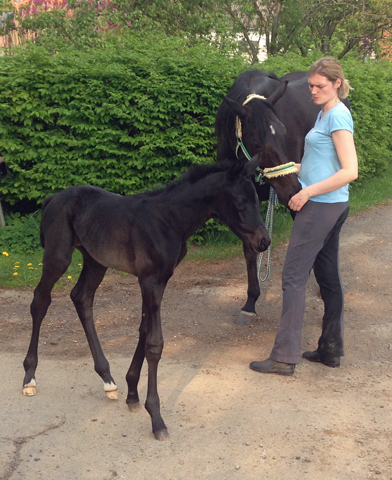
[144,161,232,198]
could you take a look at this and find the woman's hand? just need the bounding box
[288,188,310,211]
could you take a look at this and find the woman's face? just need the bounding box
[308,73,341,107]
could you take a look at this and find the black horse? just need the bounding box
[22,158,270,440]
[215,69,327,325]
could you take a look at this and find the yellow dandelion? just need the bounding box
[13,272,18,276]
[14,265,19,269]
[38,263,43,266]
[78,263,82,267]
[27,263,32,266]
[2,252,9,256]
[29,267,34,270]
[15,261,19,264]
[67,276,72,280]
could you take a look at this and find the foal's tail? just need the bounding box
[39,194,56,249]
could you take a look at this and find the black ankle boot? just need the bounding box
[302,350,340,367]
[249,358,295,376]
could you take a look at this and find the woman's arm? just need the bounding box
[289,130,358,212]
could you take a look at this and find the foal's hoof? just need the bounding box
[127,401,141,412]
[22,380,37,396]
[235,311,256,326]
[154,428,169,441]
[104,382,118,400]
[105,389,118,400]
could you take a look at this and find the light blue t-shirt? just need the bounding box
[299,102,354,203]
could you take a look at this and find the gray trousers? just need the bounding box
[270,200,350,364]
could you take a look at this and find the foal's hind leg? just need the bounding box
[70,251,117,399]
[23,252,73,396]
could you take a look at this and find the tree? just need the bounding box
[215,0,392,61]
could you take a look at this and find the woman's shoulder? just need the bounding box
[328,102,353,132]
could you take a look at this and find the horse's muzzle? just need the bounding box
[246,228,271,253]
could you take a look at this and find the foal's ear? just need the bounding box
[223,96,248,118]
[242,154,262,178]
[265,80,288,107]
[227,160,245,180]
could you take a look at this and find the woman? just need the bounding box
[250,57,358,375]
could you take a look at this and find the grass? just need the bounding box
[0,249,85,289]
[1,168,392,288]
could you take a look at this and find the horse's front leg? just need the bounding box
[235,244,260,325]
[138,277,168,440]
[70,254,117,399]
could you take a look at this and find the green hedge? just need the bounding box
[0,43,391,209]
[0,35,246,205]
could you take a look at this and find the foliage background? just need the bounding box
[1,41,392,209]
[0,35,247,206]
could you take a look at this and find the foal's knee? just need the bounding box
[145,343,163,364]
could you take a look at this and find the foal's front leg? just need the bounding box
[235,244,260,325]
[128,277,168,440]
[125,316,146,411]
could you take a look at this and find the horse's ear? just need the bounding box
[223,96,248,118]
[265,80,288,106]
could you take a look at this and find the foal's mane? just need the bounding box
[144,161,233,198]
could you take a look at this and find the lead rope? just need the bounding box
[257,187,279,282]
[235,93,297,283]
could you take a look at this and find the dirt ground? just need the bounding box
[0,202,391,480]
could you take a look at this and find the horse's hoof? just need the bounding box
[154,429,169,441]
[104,381,118,400]
[235,311,256,326]
[105,389,118,400]
[127,401,141,412]
[22,385,37,396]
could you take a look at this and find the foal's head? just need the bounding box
[212,159,271,253]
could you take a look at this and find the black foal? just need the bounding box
[22,158,270,439]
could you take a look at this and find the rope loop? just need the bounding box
[257,187,279,282]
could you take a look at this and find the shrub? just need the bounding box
[0,35,246,206]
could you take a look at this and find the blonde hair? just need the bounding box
[308,57,351,99]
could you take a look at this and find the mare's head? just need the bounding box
[212,158,271,253]
[0,158,8,179]
[216,73,301,207]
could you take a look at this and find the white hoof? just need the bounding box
[23,380,37,396]
[104,381,118,400]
